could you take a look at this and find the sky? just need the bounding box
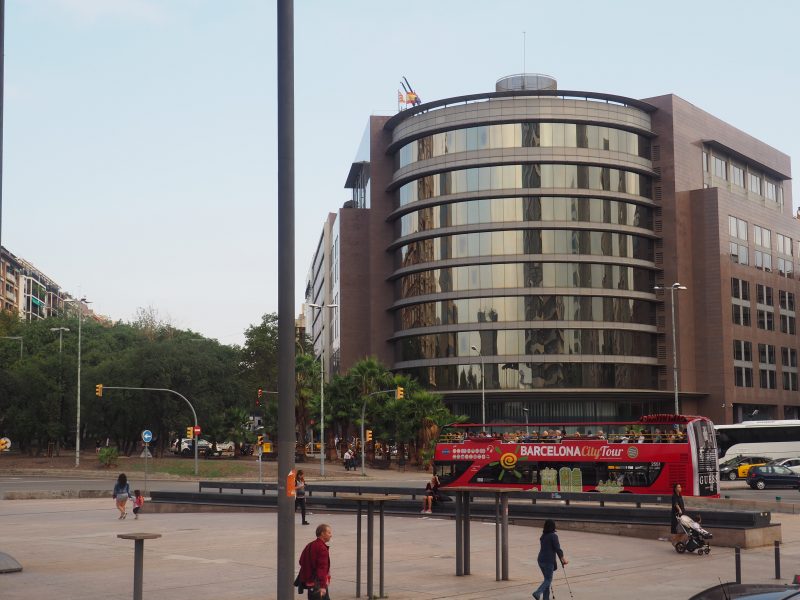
[3,0,799,346]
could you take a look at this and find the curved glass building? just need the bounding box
[308,74,797,424]
[384,75,659,419]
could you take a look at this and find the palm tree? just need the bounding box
[295,352,319,456]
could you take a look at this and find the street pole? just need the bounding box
[522,408,529,436]
[471,345,486,432]
[65,298,89,468]
[50,327,69,456]
[308,302,337,478]
[655,283,687,415]
[103,386,200,475]
[277,0,296,596]
[360,389,395,477]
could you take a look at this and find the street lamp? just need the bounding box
[470,345,486,432]
[522,407,530,437]
[308,302,338,477]
[50,327,70,453]
[654,283,687,415]
[1,336,23,360]
[64,297,90,467]
[50,327,70,352]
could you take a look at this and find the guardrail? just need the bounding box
[186,482,770,530]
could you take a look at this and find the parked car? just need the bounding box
[171,438,212,457]
[690,583,800,600]
[719,455,771,480]
[746,465,800,490]
[766,457,800,474]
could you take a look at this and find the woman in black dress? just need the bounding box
[670,482,685,544]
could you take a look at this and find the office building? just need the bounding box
[305,74,797,424]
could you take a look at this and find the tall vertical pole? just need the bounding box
[277,0,296,598]
[670,286,679,415]
[481,354,486,432]
[0,0,5,255]
[76,302,82,467]
[320,344,325,476]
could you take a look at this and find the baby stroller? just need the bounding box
[674,513,712,556]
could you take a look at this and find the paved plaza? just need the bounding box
[2,495,800,600]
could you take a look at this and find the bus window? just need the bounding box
[436,461,471,484]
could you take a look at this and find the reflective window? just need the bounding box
[396,295,655,329]
[397,230,654,267]
[398,329,656,361]
[396,122,651,168]
[401,363,658,390]
[399,197,653,236]
[397,262,654,298]
[398,164,652,206]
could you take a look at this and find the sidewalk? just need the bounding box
[2,497,800,600]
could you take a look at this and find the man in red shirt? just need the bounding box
[297,523,332,599]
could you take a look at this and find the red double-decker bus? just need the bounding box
[434,414,719,497]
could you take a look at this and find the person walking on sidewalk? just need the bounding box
[532,519,568,600]
[296,524,333,599]
[295,469,310,525]
[132,489,145,519]
[112,473,132,520]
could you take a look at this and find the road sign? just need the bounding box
[0,437,11,451]
[141,430,153,443]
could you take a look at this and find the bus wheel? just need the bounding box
[675,542,686,554]
[728,471,738,481]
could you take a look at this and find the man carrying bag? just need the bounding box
[295,523,333,599]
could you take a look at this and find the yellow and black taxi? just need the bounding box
[719,455,771,480]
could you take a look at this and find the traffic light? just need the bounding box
[186,426,194,440]
[366,429,373,442]
[395,386,405,400]
[257,388,263,399]
[95,384,103,397]
[257,435,263,444]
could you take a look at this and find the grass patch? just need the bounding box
[122,458,254,478]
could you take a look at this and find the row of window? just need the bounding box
[734,367,798,390]
[395,295,655,329]
[730,243,795,278]
[398,196,653,237]
[397,122,651,168]
[401,363,658,391]
[729,217,794,255]
[398,164,652,206]
[733,342,798,390]
[398,262,654,298]
[706,150,783,203]
[397,230,653,267]
[398,328,655,361]
[732,279,797,333]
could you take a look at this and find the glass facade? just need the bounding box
[403,363,658,391]
[399,196,653,236]
[398,164,652,206]
[397,230,654,267]
[397,328,656,361]
[397,122,651,168]
[397,262,653,297]
[396,295,655,328]
[388,95,657,399]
